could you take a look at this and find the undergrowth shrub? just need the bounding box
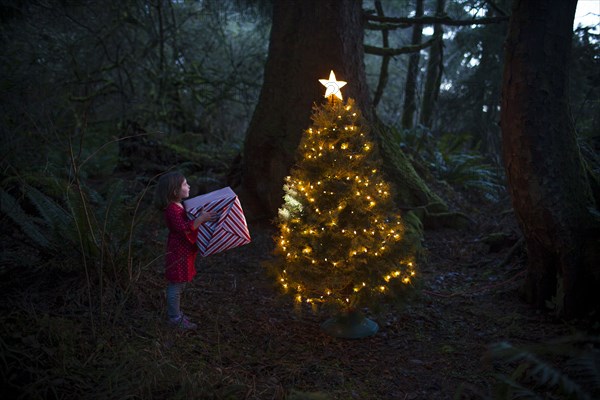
[0,309,221,400]
[396,126,506,201]
[1,176,155,276]
[0,134,163,332]
[487,335,600,400]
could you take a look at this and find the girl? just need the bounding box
[154,171,217,329]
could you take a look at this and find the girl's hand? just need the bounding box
[194,209,218,227]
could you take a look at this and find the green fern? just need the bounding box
[395,127,505,200]
[0,179,104,265]
[0,188,52,249]
[395,125,435,156]
[1,176,141,274]
[431,144,504,200]
[488,335,600,400]
[25,184,72,236]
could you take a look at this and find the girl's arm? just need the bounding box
[193,209,218,229]
[165,204,199,244]
[165,205,219,243]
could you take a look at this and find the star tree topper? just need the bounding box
[319,70,347,101]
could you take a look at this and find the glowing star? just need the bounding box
[319,70,347,101]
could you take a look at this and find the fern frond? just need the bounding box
[24,184,72,232]
[438,132,473,154]
[0,189,52,249]
[489,336,599,400]
[527,352,591,400]
[493,373,544,400]
[563,345,600,399]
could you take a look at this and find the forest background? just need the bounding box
[0,0,599,399]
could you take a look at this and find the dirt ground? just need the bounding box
[1,198,594,400]
[133,202,585,399]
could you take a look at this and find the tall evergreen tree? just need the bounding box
[501,0,600,317]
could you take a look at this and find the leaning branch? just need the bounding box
[364,34,441,56]
[365,14,508,30]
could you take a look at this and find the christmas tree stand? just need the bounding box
[321,309,378,339]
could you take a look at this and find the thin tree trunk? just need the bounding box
[420,0,445,128]
[373,0,390,108]
[156,0,165,100]
[401,0,424,129]
[501,0,600,317]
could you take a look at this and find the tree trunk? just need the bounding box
[240,0,449,223]
[501,0,600,318]
[372,0,391,108]
[239,0,370,219]
[419,0,445,128]
[469,5,507,157]
[401,0,424,130]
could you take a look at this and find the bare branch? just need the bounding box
[365,14,509,30]
[364,34,441,56]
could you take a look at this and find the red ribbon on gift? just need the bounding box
[184,187,251,257]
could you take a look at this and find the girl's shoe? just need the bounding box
[169,314,197,330]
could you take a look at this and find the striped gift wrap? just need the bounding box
[183,187,251,257]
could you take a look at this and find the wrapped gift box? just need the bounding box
[183,187,251,257]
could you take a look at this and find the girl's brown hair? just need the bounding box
[154,171,185,210]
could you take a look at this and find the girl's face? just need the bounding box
[176,179,191,200]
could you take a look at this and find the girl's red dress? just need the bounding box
[164,202,198,283]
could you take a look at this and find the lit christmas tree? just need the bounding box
[273,71,418,330]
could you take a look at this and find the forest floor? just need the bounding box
[1,193,596,399]
[140,202,588,400]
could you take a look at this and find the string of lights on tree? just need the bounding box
[273,70,417,310]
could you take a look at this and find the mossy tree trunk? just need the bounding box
[501,0,600,318]
[239,0,448,226]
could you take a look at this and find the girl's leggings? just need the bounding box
[166,282,186,319]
